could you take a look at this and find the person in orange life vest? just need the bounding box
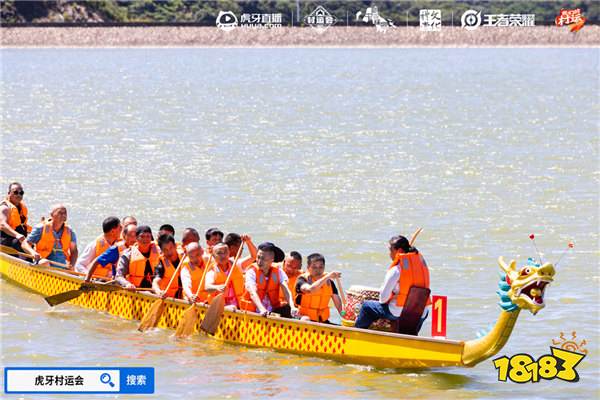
[75,216,122,275]
[204,227,223,258]
[180,242,210,304]
[154,233,182,299]
[204,242,244,310]
[181,227,200,249]
[354,235,431,332]
[296,253,343,323]
[116,215,136,242]
[155,224,176,253]
[0,182,39,260]
[84,223,137,282]
[279,251,303,306]
[27,204,78,269]
[224,232,258,271]
[241,242,298,318]
[122,216,137,230]
[114,225,160,290]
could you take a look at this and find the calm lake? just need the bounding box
[1,48,598,399]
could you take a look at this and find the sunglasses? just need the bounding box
[11,190,24,195]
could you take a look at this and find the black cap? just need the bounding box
[258,242,285,263]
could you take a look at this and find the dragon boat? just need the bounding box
[0,251,555,369]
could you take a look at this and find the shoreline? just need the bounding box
[1,26,599,47]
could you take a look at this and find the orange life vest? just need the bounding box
[240,264,282,312]
[182,258,208,302]
[388,252,432,307]
[92,235,116,278]
[2,198,31,233]
[298,273,333,322]
[35,220,73,261]
[159,255,181,298]
[280,269,301,305]
[208,261,245,306]
[128,243,161,287]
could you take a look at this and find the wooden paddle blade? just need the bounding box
[44,289,83,307]
[175,305,199,338]
[138,299,166,332]
[200,294,224,335]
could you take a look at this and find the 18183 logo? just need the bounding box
[493,332,587,383]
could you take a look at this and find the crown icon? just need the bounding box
[552,331,588,354]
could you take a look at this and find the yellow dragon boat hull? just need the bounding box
[1,252,468,369]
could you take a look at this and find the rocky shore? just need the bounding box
[1,26,599,47]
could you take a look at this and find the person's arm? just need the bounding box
[204,269,225,293]
[237,235,258,270]
[295,277,306,304]
[115,250,134,289]
[332,294,343,314]
[74,241,96,273]
[20,240,40,261]
[152,262,165,297]
[26,225,42,247]
[378,267,400,304]
[299,271,341,293]
[0,205,22,239]
[180,266,194,302]
[280,271,298,315]
[67,230,78,269]
[84,246,119,282]
[244,269,268,315]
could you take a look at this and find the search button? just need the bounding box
[100,373,115,388]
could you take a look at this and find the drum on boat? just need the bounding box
[341,285,394,332]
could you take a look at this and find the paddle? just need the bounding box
[200,243,245,335]
[409,227,423,246]
[45,280,118,307]
[175,253,214,338]
[44,280,154,307]
[138,254,187,332]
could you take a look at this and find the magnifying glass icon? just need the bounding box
[100,373,115,388]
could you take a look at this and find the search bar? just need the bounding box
[4,367,154,394]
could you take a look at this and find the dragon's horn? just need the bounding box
[498,256,516,274]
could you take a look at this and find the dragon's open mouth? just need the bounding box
[517,280,550,305]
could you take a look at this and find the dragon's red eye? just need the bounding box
[520,267,531,276]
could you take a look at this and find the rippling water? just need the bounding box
[1,48,599,399]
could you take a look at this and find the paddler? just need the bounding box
[204,227,223,255]
[0,182,39,260]
[204,242,245,310]
[279,251,303,306]
[122,215,137,229]
[296,253,343,323]
[115,225,161,290]
[354,235,431,333]
[154,233,183,299]
[224,232,258,271]
[27,204,78,269]
[180,242,209,304]
[83,223,137,282]
[181,227,200,248]
[74,216,122,275]
[240,242,298,318]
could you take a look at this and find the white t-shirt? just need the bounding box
[74,240,97,273]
